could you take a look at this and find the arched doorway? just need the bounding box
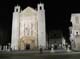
[26,44,30,50]
[18,36,36,50]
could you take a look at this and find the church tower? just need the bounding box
[37,3,46,49]
[11,5,20,50]
[70,14,80,50]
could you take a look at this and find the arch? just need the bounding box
[18,36,36,50]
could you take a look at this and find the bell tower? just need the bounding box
[14,5,20,13]
[11,5,20,50]
[37,3,46,49]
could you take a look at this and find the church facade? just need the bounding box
[11,3,46,50]
[70,13,80,50]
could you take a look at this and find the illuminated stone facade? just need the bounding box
[70,13,80,50]
[11,3,46,50]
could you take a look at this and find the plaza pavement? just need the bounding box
[0,50,80,59]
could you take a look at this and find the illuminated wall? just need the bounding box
[70,14,80,50]
[11,3,46,50]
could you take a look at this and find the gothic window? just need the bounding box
[75,16,79,24]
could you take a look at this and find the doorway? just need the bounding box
[26,44,30,50]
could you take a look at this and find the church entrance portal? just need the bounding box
[26,44,30,50]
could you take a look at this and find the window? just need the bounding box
[40,6,42,10]
[25,27,29,36]
[76,32,78,35]
[31,24,33,36]
[75,16,79,24]
[16,8,18,12]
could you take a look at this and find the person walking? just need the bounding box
[40,47,43,54]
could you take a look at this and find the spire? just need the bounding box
[17,4,19,6]
[39,0,42,4]
[39,0,43,4]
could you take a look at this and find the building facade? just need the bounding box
[11,3,46,50]
[70,13,80,50]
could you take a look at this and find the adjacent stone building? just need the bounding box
[70,13,80,50]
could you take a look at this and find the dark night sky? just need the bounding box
[0,0,80,44]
